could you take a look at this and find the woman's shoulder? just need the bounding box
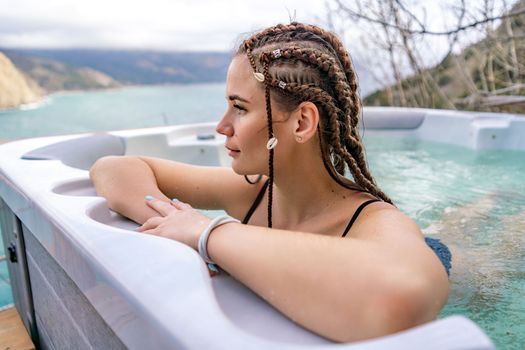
[348,199,450,279]
[349,200,423,242]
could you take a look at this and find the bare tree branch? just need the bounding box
[334,0,525,36]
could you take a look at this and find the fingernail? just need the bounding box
[171,198,179,203]
[145,195,153,201]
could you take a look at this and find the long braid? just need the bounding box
[248,23,369,167]
[285,24,381,191]
[246,46,277,227]
[240,23,394,228]
[260,47,391,202]
[263,62,275,228]
[267,79,391,203]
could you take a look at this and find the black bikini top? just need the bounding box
[241,179,452,276]
[242,179,380,236]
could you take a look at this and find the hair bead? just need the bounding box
[266,137,278,150]
[239,22,394,228]
[254,72,265,82]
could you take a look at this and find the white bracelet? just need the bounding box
[198,215,239,264]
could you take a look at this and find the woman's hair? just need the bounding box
[238,22,392,228]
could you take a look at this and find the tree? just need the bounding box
[326,0,525,112]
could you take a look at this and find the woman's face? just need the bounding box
[216,55,280,175]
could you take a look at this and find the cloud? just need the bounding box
[0,0,325,50]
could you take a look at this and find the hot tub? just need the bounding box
[0,107,506,349]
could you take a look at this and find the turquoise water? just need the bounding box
[0,84,227,141]
[365,136,525,350]
[1,85,524,348]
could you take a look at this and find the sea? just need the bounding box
[0,84,227,142]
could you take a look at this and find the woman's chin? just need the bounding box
[231,162,264,177]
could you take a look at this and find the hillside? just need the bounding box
[2,51,121,92]
[0,52,42,109]
[0,48,377,110]
[364,0,525,113]
[3,49,232,85]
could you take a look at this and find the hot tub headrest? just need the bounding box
[362,109,426,129]
[21,134,126,170]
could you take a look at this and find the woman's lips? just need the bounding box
[226,145,240,157]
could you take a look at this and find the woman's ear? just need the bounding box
[293,102,319,143]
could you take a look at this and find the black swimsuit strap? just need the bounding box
[242,179,270,224]
[341,199,381,237]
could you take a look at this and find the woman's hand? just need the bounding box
[137,196,211,251]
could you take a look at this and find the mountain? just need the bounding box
[1,48,376,109]
[2,51,121,92]
[0,52,42,109]
[2,49,232,85]
[2,48,376,90]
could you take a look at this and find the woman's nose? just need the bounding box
[216,113,234,136]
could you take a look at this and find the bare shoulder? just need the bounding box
[351,203,450,314]
[350,202,423,242]
[350,202,449,301]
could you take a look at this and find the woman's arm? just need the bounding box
[140,196,449,342]
[90,156,169,223]
[206,208,449,343]
[89,155,265,224]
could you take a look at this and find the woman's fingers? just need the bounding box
[170,198,192,210]
[145,196,176,216]
[137,216,164,232]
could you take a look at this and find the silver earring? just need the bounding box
[296,136,303,142]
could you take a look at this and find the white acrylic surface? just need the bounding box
[0,115,499,349]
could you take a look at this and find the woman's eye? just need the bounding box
[233,104,247,114]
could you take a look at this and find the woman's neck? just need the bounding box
[271,148,352,227]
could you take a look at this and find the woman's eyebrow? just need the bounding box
[228,94,251,103]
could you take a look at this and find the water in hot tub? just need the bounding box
[365,135,525,350]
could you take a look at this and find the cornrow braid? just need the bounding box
[244,23,365,153]
[245,46,276,228]
[263,61,275,228]
[266,79,391,203]
[259,46,382,198]
[277,25,378,189]
[242,22,360,100]
[240,22,394,229]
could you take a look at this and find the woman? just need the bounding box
[90,22,450,343]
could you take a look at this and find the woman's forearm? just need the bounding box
[89,156,169,224]
[207,223,435,342]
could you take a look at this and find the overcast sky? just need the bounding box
[0,0,330,51]
[1,0,500,92]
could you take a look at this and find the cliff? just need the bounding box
[3,51,121,92]
[3,49,231,85]
[0,52,42,109]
